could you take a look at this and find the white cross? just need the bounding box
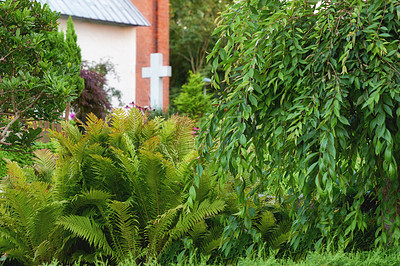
[142,53,172,110]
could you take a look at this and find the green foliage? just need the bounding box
[0,109,226,265]
[0,0,83,149]
[0,141,56,178]
[0,150,33,178]
[238,246,400,266]
[34,246,400,266]
[169,0,233,89]
[0,160,62,265]
[65,17,85,94]
[174,71,213,119]
[204,0,400,249]
[220,204,292,264]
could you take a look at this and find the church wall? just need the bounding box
[58,17,137,107]
[131,0,170,110]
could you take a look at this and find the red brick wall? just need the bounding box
[131,0,170,110]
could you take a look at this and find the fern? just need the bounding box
[254,210,277,238]
[48,121,83,155]
[0,109,214,264]
[57,215,113,256]
[52,159,81,201]
[107,200,140,262]
[33,149,57,183]
[66,189,111,216]
[0,162,63,265]
[111,147,150,223]
[125,106,145,133]
[110,108,128,133]
[200,224,224,255]
[146,205,183,258]
[0,225,30,256]
[166,199,225,248]
[83,113,108,139]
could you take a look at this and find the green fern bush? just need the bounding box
[0,108,226,265]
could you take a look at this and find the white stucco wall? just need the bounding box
[58,17,136,107]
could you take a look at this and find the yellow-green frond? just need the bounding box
[108,200,140,261]
[168,199,225,246]
[57,215,113,255]
[146,204,183,258]
[33,149,57,183]
[110,108,128,133]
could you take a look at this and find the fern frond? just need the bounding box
[121,133,137,158]
[32,240,50,264]
[108,200,140,261]
[110,108,128,133]
[3,190,36,244]
[4,247,30,265]
[48,121,82,153]
[269,218,292,249]
[141,121,159,143]
[66,189,112,215]
[28,181,53,206]
[33,149,57,183]
[88,154,121,191]
[111,147,150,223]
[141,136,161,152]
[254,210,277,236]
[126,106,144,133]
[188,220,208,241]
[167,199,225,247]
[170,115,195,160]
[6,160,26,182]
[83,113,108,137]
[139,149,180,218]
[57,215,113,255]
[52,159,81,201]
[0,225,30,255]
[31,204,60,248]
[146,204,183,258]
[158,116,195,163]
[173,150,197,182]
[200,224,224,254]
[253,210,291,249]
[138,149,162,215]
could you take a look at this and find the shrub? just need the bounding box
[0,0,83,150]
[174,71,213,119]
[204,0,400,248]
[0,109,226,265]
[72,64,112,122]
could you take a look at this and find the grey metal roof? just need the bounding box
[35,0,150,26]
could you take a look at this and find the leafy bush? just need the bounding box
[0,109,226,265]
[0,0,83,149]
[204,0,400,248]
[0,142,56,177]
[174,71,213,119]
[72,64,112,121]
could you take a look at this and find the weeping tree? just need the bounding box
[201,0,400,249]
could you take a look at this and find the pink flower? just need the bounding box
[69,113,76,120]
[192,127,200,137]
